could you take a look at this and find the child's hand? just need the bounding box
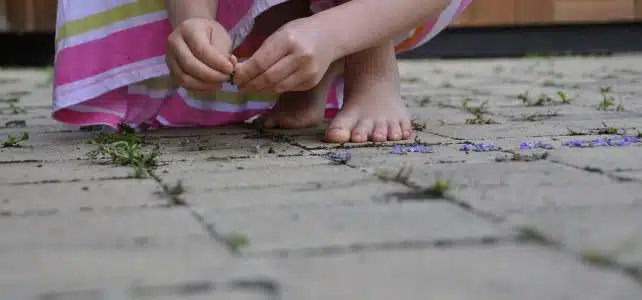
[166,18,235,91]
[234,18,334,93]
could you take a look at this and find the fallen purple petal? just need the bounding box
[391,144,433,154]
[459,142,502,152]
[520,140,554,149]
[562,135,641,148]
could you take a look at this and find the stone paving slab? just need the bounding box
[0,179,164,216]
[156,161,372,191]
[0,209,232,293]
[0,161,134,185]
[509,206,642,274]
[178,178,412,210]
[221,245,642,300]
[548,146,642,171]
[197,202,511,254]
[2,55,642,298]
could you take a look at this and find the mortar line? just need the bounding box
[146,170,244,256]
[244,235,519,259]
[548,158,642,184]
[276,132,642,286]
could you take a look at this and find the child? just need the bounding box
[53,0,470,143]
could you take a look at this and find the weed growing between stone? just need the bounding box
[597,87,625,111]
[518,90,575,106]
[157,180,187,206]
[462,99,498,124]
[425,179,450,198]
[225,233,250,251]
[495,152,549,162]
[1,132,29,148]
[410,118,426,131]
[375,166,452,202]
[593,122,621,135]
[86,124,159,178]
[374,165,413,183]
[515,111,559,122]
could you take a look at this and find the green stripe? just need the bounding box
[138,77,278,105]
[56,0,165,41]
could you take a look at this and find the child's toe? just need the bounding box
[400,119,413,139]
[351,119,373,143]
[388,122,402,141]
[325,112,358,143]
[371,119,389,142]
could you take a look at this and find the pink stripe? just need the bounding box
[158,96,268,126]
[81,89,128,112]
[55,20,171,85]
[216,0,253,30]
[54,80,343,127]
[53,109,123,127]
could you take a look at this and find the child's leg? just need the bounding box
[263,59,343,128]
[251,0,337,129]
[324,39,411,143]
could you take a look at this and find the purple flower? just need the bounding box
[562,139,585,147]
[520,140,554,150]
[391,144,433,154]
[459,142,501,152]
[562,135,640,148]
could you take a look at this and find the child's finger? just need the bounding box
[170,37,230,84]
[166,54,217,91]
[275,69,318,93]
[235,37,289,86]
[182,29,234,79]
[240,55,298,92]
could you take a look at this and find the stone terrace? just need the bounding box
[1,55,642,299]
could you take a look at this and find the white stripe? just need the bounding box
[178,88,276,112]
[335,80,344,108]
[57,11,168,51]
[54,56,168,110]
[57,0,139,28]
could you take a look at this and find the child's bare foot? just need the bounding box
[324,41,412,143]
[262,60,343,128]
[262,90,327,128]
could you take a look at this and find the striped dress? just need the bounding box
[53,0,471,129]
